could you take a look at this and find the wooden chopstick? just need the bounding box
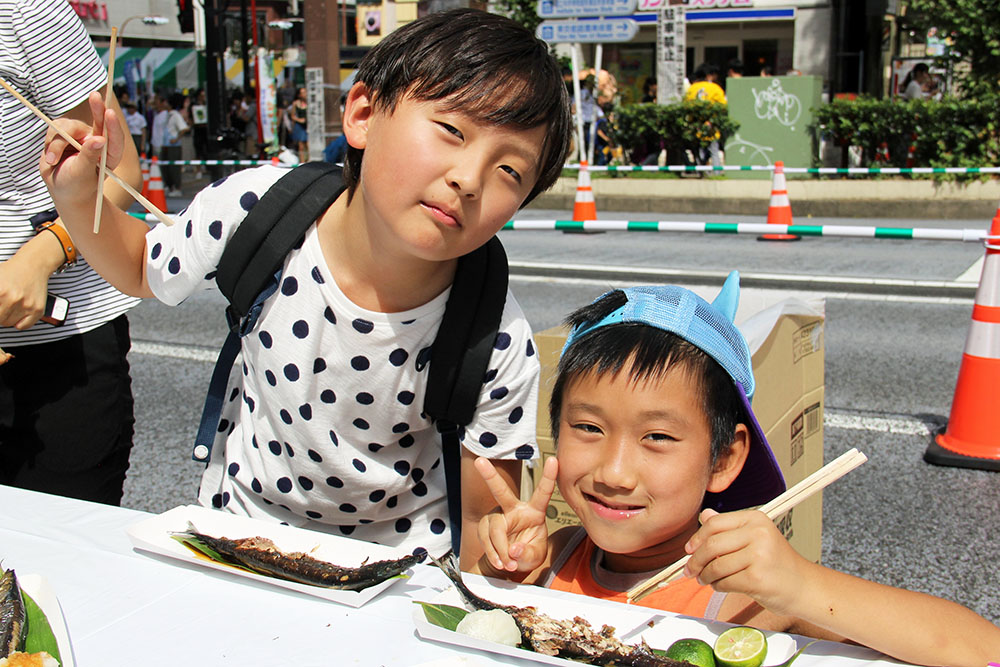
[94,26,118,234]
[627,448,868,603]
[0,75,173,227]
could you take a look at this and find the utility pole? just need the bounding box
[303,0,342,147]
[203,0,226,142]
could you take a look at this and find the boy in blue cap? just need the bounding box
[473,273,1000,666]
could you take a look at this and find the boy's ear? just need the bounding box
[341,83,374,150]
[706,423,750,494]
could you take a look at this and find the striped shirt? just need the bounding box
[0,0,138,347]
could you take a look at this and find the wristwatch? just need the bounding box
[29,209,77,273]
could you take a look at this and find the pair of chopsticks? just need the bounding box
[0,26,172,231]
[627,448,868,603]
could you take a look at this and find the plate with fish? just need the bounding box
[1,570,73,667]
[126,505,426,607]
[413,555,896,666]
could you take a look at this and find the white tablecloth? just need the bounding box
[0,485,891,666]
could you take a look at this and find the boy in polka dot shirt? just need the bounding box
[41,9,572,566]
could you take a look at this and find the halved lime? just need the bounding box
[666,637,716,667]
[713,626,767,667]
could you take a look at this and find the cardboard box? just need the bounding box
[529,298,826,564]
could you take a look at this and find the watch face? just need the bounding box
[29,209,59,229]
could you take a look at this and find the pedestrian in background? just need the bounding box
[0,0,141,505]
[684,63,727,168]
[289,86,308,162]
[124,101,147,154]
[160,92,189,197]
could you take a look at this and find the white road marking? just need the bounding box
[510,274,974,305]
[129,340,938,437]
[956,255,984,284]
[131,341,218,363]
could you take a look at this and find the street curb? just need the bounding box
[529,176,1000,220]
[509,260,978,299]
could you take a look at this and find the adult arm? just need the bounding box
[0,90,141,328]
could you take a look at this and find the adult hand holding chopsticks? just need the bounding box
[39,90,156,299]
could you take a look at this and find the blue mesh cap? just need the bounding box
[561,271,786,512]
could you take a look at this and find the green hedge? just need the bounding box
[814,97,1000,173]
[610,100,739,164]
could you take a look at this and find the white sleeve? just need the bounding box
[15,0,106,118]
[461,292,541,462]
[145,166,286,306]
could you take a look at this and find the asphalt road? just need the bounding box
[120,201,999,625]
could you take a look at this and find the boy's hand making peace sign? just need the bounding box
[474,456,557,577]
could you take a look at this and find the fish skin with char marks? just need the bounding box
[429,554,691,667]
[0,569,27,659]
[180,529,426,590]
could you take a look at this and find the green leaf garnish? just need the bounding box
[414,601,469,631]
[171,533,258,574]
[21,590,62,664]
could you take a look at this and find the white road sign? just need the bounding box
[537,0,637,18]
[536,18,639,43]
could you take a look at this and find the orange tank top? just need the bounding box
[546,528,723,617]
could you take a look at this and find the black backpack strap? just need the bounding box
[427,236,509,554]
[217,161,345,323]
[192,163,345,463]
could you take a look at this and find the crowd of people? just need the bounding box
[110,78,312,194]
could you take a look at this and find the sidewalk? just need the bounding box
[167,167,999,220]
[530,174,1000,220]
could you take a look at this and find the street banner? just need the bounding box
[656,6,685,104]
[537,0,636,18]
[256,51,278,152]
[305,67,326,162]
[537,18,639,44]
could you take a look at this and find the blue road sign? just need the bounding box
[537,0,637,18]
[536,18,639,43]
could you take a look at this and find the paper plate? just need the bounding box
[126,504,420,607]
[17,573,74,667]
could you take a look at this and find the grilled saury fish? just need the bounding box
[177,527,427,590]
[0,569,27,659]
[429,554,691,667]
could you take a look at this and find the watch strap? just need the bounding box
[35,220,77,271]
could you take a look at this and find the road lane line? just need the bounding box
[510,274,974,306]
[131,341,218,363]
[128,340,939,438]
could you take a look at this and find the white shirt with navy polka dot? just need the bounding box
[145,165,540,555]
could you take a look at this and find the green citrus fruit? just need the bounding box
[713,626,767,667]
[666,637,716,667]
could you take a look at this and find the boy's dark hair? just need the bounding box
[550,290,742,466]
[343,8,571,207]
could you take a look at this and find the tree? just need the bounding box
[492,0,542,36]
[904,0,1000,99]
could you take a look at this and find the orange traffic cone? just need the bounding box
[758,161,799,241]
[147,155,169,214]
[925,201,1000,471]
[572,160,597,222]
[140,153,151,201]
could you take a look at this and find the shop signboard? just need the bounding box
[724,75,822,179]
[536,18,639,43]
[537,0,636,18]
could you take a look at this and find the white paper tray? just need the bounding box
[18,574,74,667]
[413,575,903,666]
[126,504,419,607]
